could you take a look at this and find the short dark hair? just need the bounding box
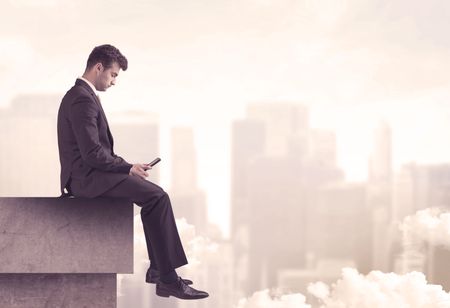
[86,44,128,71]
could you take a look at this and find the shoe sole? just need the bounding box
[156,289,209,300]
[156,289,170,297]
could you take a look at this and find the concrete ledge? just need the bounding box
[0,273,116,308]
[0,197,133,273]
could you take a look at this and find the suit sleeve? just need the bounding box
[69,95,132,173]
[113,153,131,165]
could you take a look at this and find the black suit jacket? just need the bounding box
[57,79,132,197]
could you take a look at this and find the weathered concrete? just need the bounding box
[0,197,135,307]
[0,273,116,308]
[0,197,133,273]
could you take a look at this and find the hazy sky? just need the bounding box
[2,0,450,236]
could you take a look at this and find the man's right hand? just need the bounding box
[129,164,152,179]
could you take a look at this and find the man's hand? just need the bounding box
[129,163,152,179]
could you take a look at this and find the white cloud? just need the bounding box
[311,268,450,308]
[175,217,219,266]
[307,281,329,300]
[235,289,311,308]
[400,208,450,247]
[236,268,450,308]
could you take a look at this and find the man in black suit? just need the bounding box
[57,44,208,300]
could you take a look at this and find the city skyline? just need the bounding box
[2,93,450,237]
[2,95,450,307]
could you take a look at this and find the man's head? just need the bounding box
[83,44,128,91]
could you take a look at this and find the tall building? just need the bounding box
[231,103,344,294]
[369,120,392,184]
[230,118,266,298]
[428,245,450,291]
[246,103,309,158]
[109,111,160,184]
[368,120,393,271]
[232,102,310,244]
[394,163,450,218]
[246,155,309,293]
[231,119,266,236]
[394,225,426,275]
[245,154,345,293]
[171,127,197,194]
[307,183,372,273]
[393,163,450,290]
[169,127,207,233]
[308,129,337,169]
[393,163,430,221]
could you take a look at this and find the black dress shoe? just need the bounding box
[156,277,209,300]
[146,268,193,285]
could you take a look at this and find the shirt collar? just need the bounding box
[77,76,98,95]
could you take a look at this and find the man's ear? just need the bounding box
[95,63,103,74]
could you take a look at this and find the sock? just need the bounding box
[159,270,178,284]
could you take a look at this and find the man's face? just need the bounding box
[94,61,120,91]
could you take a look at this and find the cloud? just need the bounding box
[311,268,450,308]
[236,268,450,308]
[175,217,219,266]
[235,289,311,308]
[400,208,450,248]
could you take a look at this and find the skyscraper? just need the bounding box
[246,102,309,158]
[231,103,344,294]
[308,129,337,169]
[369,120,392,184]
[230,118,265,297]
[170,127,207,233]
[368,120,393,271]
[307,183,372,273]
[109,111,160,184]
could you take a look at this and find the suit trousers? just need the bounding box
[82,175,188,274]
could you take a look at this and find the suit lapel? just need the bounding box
[75,79,115,149]
[92,93,109,126]
[93,94,115,149]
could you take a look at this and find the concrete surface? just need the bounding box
[0,197,133,273]
[0,273,116,308]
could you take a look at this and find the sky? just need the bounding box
[1,0,450,236]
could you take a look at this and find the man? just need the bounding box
[57,44,208,300]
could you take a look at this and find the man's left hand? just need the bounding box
[129,163,152,179]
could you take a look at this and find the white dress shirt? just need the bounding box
[78,76,98,95]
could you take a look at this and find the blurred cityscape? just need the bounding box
[1,94,450,307]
